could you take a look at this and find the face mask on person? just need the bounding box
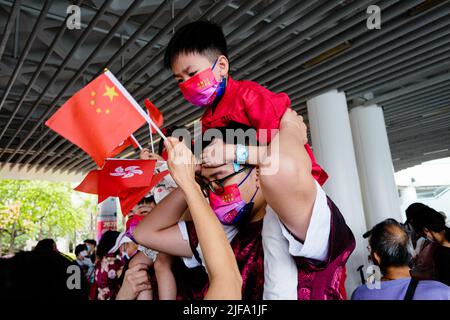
[86,245,91,252]
[178,59,226,107]
[121,248,138,263]
[208,168,258,225]
[80,250,88,258]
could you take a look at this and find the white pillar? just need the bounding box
[349,105,403,229]
[307,89,368,297]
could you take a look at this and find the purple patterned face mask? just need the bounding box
[208,168,258,225]
[178,60,225,107]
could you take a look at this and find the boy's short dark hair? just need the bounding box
[164,20,228,69]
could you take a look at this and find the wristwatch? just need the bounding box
[233,144,248,172]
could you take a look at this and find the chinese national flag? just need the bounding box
[45,70,146,167]
[74,159,168,216]
[144,99,163,134]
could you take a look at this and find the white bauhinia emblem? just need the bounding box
[110,166,143,179]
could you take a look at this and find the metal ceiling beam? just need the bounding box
[283,16,450,100]
[0,0,115,167]
[0,1,81,142]
[0,0,21,60]
[363,72,450,106]
[22,0,147,169]
[0,0,52,111]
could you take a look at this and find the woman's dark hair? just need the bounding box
[422,209,450,241]
[96,231,120,258]
[369,219,414,273]
[33,238,56,253]
[164,20,228,69]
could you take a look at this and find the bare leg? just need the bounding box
[259,109,316,241]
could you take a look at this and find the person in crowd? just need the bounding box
[405,202,439,280]
[134,109,355,300]
[419,209,450,286]
[0,250,89,300]
[75,244,95,285]
[83,239,97,264]
[119,196,177,300]
[33,238,58,253]
[117,137,242,300]
[352,219,450,300]
[93,230,124,300]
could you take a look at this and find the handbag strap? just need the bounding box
[404,278,419,300]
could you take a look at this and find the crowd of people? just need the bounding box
[0,20,449,301]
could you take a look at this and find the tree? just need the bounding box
[0,180,87,255]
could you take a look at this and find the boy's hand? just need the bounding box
[165,137,198,189]
[140,148,165,161]
[280,109,308,145]
[201,138,236,167]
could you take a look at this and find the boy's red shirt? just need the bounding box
[201,76,328,185]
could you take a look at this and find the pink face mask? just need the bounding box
[178,63,223,107]
[209,184,248,225]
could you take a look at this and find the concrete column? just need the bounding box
[307,89,368,296]
[349,105,403,229]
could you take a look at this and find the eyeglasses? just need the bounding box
[195,166,249,197]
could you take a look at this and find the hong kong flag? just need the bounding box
[45,70,146,167]
[74,159,168,216]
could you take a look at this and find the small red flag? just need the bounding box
[75,159,168,216]
[144,99,163,134]
[107,136,140,158]
[45,71,146,167]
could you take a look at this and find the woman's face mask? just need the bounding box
[178,59,226,107]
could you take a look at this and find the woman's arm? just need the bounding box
[165,138,242,300]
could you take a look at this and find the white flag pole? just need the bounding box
[146,109,155,153]
[130,134,142,150]
[105,70,167,141]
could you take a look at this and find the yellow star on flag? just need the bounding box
[103,85,119,102]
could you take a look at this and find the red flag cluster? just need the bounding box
[75,159,168,216]
[45,70,167,216]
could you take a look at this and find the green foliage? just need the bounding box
[0,180,90,255]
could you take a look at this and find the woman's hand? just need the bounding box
[116,263,151,300]
[164,137,198,190]
[280,109,308,145]
[140,148,165,161]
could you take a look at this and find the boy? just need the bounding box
[159,21,332,299]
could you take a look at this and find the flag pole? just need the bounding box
[130,134,143,150]
[146,108,155,153]
[149,133,155,153]
[104,70,167,141]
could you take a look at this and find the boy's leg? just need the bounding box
[154,253,177,300]
[259,109,316,242]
